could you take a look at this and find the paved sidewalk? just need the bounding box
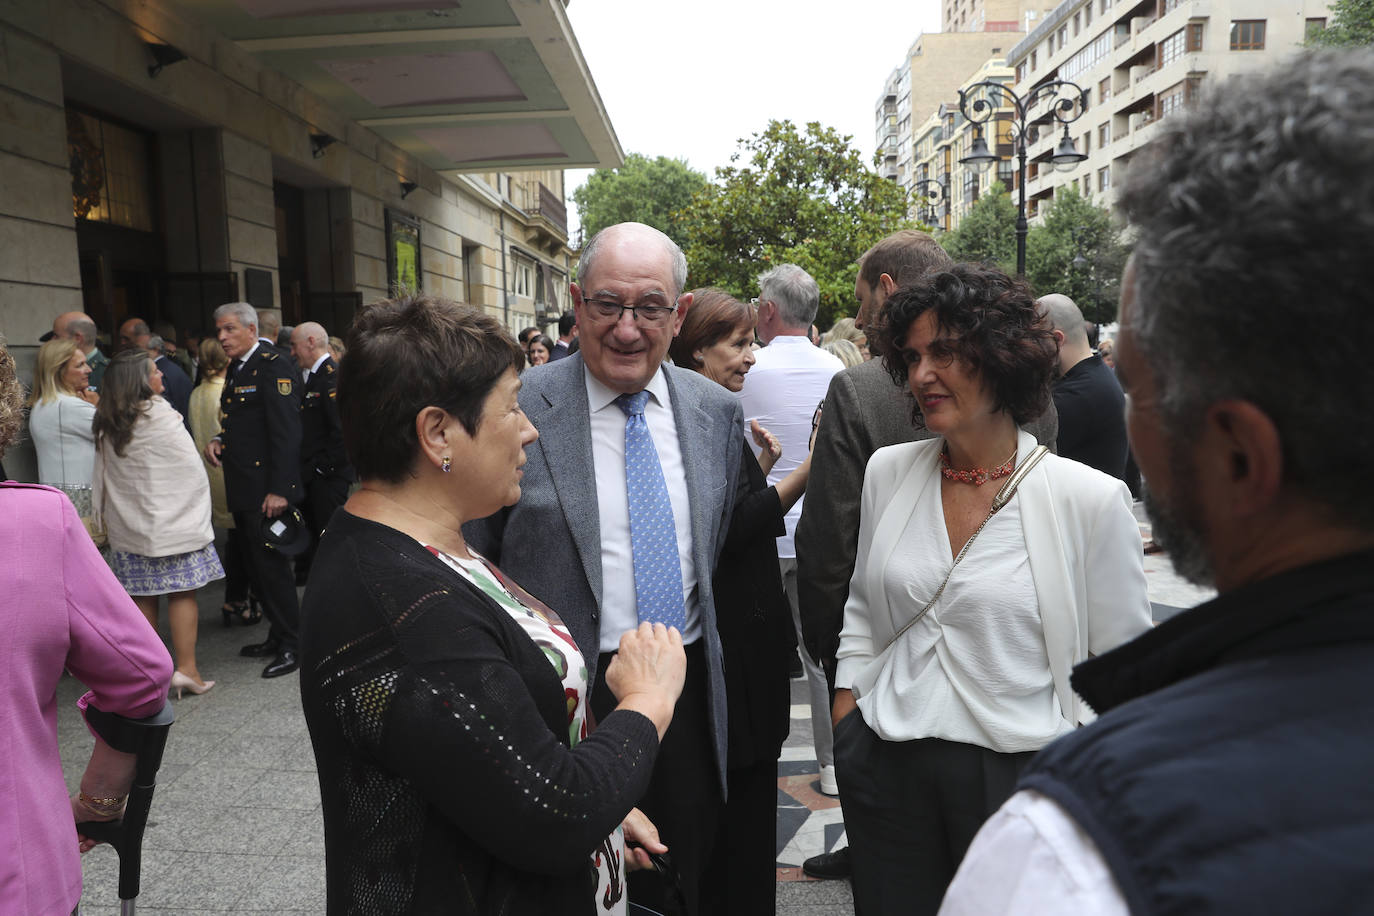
[63,505,1207,914]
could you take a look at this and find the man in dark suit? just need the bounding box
[793,230,1059,880]
[289,321,353,579]
[204,301,303,679]
[548,310,577,361]
[466,222,745,916]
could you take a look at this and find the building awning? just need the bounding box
[170,0,622,172]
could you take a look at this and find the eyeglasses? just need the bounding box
[582,298,678,328]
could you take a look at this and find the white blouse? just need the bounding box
[28,394,97,487]
[865,491,1071,752]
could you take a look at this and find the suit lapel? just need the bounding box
[527,357,604,606]
[664,367,714,572]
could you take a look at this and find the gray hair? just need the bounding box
[578,223,688,299]
[146,335,164,352]
[1037,294,1088,348]
[257,307,283,339]
[214,301,258,330]
[1119,47,1374,527]
[758,264,820,329]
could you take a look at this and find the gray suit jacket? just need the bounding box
[464,353,744,792]
[794,357,1058,666]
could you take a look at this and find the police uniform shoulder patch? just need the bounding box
[277,378,293,396]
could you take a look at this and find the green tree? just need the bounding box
[1024,185,1131,324]
[938,181,1017,272]
[570,153,708,248]
[1307,0,1374,46]
[676,120,915,329]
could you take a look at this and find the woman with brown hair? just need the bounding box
[94,349,224,697]
[669,287,810,915]
[300,294,685,915]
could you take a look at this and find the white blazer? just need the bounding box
[835,428,1152,727]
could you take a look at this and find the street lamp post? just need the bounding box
[958,79,1089,276]
[914,177,948,230]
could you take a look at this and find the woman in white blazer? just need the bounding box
[27,338,99,488]
[93,349,224,698]
[830,265,1152,915]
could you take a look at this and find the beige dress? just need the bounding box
[188,374,233,529]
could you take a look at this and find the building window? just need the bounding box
[1084,3,1092,25]
[1073,11,1081,35]
[1230,20,1265,50]
[1101,0,1110,14]
[1083,131,1092,155]
[66,110,155,232]
[1159,28,1186,66]
[511,255,533,298]
[1083,175,1092,195]
[1098,166,1111,191]
[1099,122,1111,146]
[1031,49,1037,70]
[1158,81,1187,120]
[1162,0,1182,13]
[1100,77,1112,104]
[1306,17,1327,40]
[1187,22,1204,51]
[1016,61,1027,82]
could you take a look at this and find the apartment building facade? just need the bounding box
[1006,0,1332,215]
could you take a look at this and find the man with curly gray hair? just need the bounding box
[939,48,1374,915]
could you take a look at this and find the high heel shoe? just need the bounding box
[170,671,215,699]
[221,597,263,627]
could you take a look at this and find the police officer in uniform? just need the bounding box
[289,321,353,580]
[204,302,303,678]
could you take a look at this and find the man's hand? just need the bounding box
[204,438,222,467]
[262,493,288,517]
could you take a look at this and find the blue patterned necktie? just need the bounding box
[616,391,686,632]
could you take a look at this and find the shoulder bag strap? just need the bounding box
[880,445,1049,654]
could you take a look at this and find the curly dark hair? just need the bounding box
[339,294,524,483]
[881,264,1057,429]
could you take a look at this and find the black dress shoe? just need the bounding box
[262,651,299,679]
[240,638,281,658]
[802,847,851,880]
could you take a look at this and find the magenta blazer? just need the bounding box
[0,482,172,915]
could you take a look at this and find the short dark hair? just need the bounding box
[339,295,524,483]
[558,311,577,336]
[517,326,539,345]
[1120,48,1374,528]
[669,288,755,371]
[881,264,1056,429]
[858,229,953,290]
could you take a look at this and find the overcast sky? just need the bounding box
[563,0,944,235]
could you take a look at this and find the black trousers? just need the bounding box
[231,509,300,653]
[222,526,250,604]
[593,641,720,916]
[834,713,1033,916]
[703,758,777,916]
[296,473,351,578]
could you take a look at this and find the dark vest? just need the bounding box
[1018,551,1374,915]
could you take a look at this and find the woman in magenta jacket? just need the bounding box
[0,336,172,914]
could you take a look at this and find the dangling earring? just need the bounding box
[441,455,452,473]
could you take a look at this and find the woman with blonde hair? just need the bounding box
[824,338,864,369]
[822,316,869,360]
[28,337,100,488]
[94,349,224,697]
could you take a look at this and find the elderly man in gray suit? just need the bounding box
[795,230,1059,880]
[466,222,744,916]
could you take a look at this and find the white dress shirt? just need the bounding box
[737,334,843,558]
[303,351,328,382]
[939,789,1129,915]
[585,365,700,652]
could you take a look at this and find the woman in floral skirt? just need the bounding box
[94,349,224,697]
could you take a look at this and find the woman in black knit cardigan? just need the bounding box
[299,294,685,915]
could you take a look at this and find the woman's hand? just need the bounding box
[621,807,668,872]
[78,388,100,406]
[831,688,858,729]
[750,420,782,476]
[605,622,686,739]
[70,792,123,854]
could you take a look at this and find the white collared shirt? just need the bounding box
[737,334,844,558]
[939,790,1128,916]
[585,364,700,652]
[303,351,328,382]
[238,341,261,368]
